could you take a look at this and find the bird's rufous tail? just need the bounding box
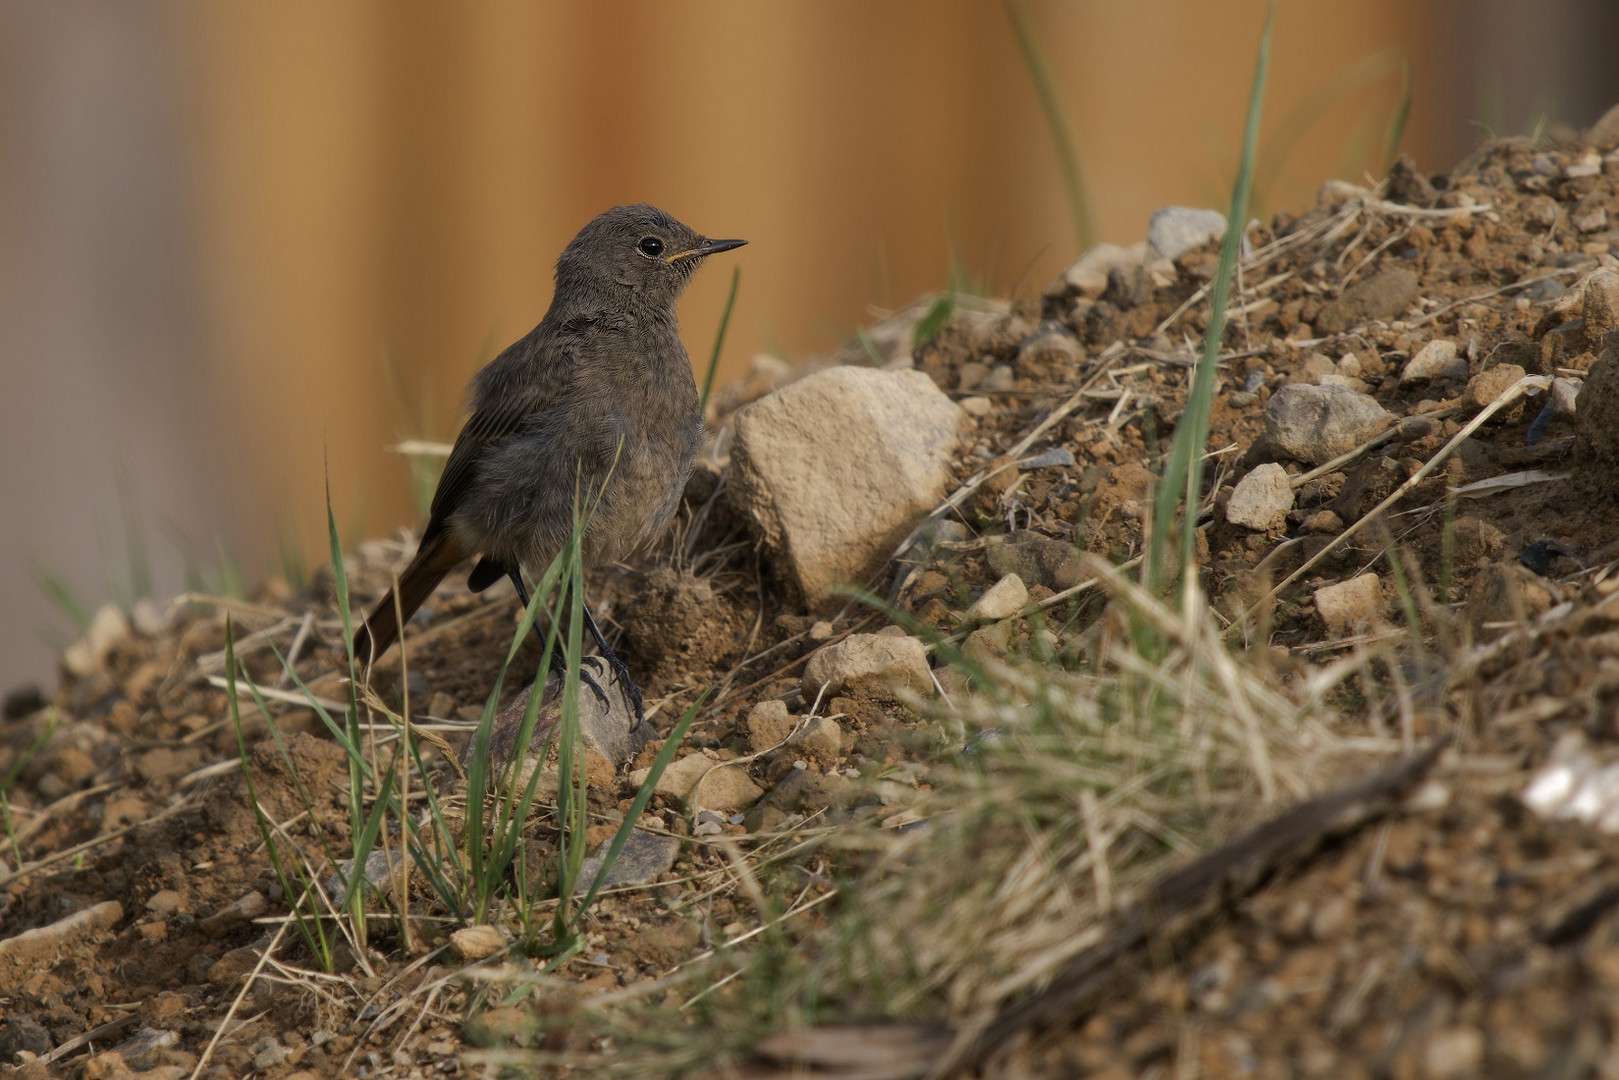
[351,531,466,666]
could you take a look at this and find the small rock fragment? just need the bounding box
[1313,573,1386,636]
[206,945,261,986]
[1551,376,1582,416]
[200,890,267,938]
[1047,241,1147,299]
[1147,206,1227,263]
[801,632,932,701]
[1466,562,1553,635]
[761,768,849,817]
[0,1017,52,1060]
[467,664,650,803]
[987,532,1083,592]
[1464,363,1527,410]
[253,1041,288,1071]
[1418,1025,1484,1080]
[1309,894,1355,940]
[982,365,1015,393]
[650,754,763,813]
[1397,415,1437,440]
[145,890,183,916]
[1313,267,1420,334]
[1303,509,1344,534]
[1299,352,1337,380]
[130,598,170,637]
[450,925,507,962]
[1265,384,1394,464]
[1015,323,1083,380]
[1573,192,1608,234]
[794,716,844,765]
[1225,463,1294,532]
[575,828,680,892]
[62,604,131,678]
[743,700,795,753]
[965,573,1029,625]
[1400,339,1468,384]
[1583,269,1619,344]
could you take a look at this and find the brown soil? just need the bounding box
[9,128,1619,1078]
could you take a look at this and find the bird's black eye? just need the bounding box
[637,236,664,258]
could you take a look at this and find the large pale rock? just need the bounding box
[801,632,932,701]
[731,367,964,606]
[1265,384,1393,464]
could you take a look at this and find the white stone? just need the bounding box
[62,603,131,678]
[1552,376,1582,416]
[730,366,964,606]
[801,632,932,701]
[1400,340,1468,384]
[1147,206,1227,263]
[793,716,844,762]
[450,924,507,961]
[1265,384,1393,464]
[965,573,1029,625]
[1051,241,1147,298]
[1313,573,1386,636]
[1225,463,1294,532]
[647,753,763,812]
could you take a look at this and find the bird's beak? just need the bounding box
[667,236,748,263]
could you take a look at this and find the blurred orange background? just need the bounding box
[3,1,1617,690]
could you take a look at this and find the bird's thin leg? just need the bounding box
[583,604,645,729]
[506,568,531,609]
[508,567,611,709]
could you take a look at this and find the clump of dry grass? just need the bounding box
[835,559,1344,1024]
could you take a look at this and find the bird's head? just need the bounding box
[555,204,746,308]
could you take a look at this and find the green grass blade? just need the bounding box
[1148,1,1273,598]
[31,561,92,634]
[1007,0,1095,252]
[1,711,57,868]
[1382,57,1413,171]
[911,294,956,350]
[699,266,741,417]
[226,617,332,969]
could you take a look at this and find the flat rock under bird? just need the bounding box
[353,205,746,723]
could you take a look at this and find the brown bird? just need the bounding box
[352,205,746,722]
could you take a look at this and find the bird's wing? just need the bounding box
[426,341,574,533]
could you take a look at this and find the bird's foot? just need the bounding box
[546,648,611,710]
[602,651,646,730]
